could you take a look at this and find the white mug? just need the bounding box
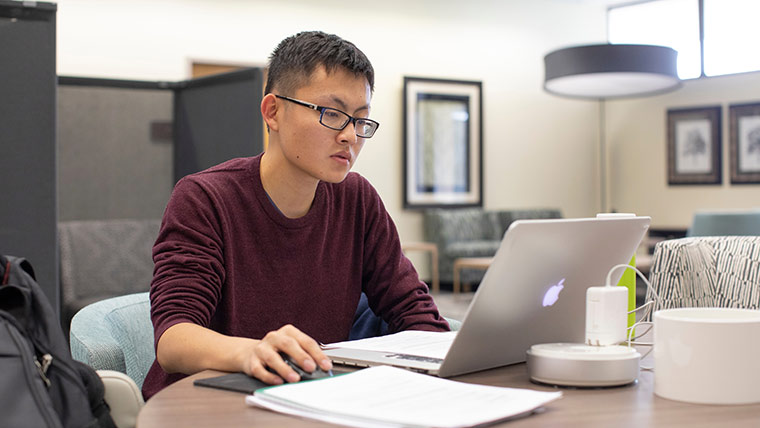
[654,307,760,405]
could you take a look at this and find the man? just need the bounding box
[142,31,449,399]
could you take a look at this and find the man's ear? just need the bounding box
[261,93,279,132]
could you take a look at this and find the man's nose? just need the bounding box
[338,121,359,145]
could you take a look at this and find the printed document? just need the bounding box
[245,365,562,428]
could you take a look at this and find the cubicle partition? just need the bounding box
[0,1,59,310]
[57,79,174,221]
[174,68,265,183]
[58,69,265,222]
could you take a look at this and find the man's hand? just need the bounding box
[156,322,333,384]
[242,324,333,384]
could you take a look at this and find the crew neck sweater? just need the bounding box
[142,154,448,398]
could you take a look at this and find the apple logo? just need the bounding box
[542,278,565,307]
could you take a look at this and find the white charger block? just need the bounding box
[654,308,760,404]
[585,286,628,346]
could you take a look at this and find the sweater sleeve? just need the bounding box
[149,176,226,348]
[358,180,450,333]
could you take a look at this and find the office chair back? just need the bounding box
[59,219,161,336]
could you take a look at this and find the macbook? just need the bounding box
[324,215,651,377]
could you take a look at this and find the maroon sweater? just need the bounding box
[142,155,449,399]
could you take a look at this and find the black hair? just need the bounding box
[264,31,374,96]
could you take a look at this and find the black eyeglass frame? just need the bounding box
[274,94,380,138]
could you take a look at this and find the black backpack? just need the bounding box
[0,255,116,428]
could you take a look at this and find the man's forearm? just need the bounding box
[156,322,257,375]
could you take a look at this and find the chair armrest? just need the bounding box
[444,317,462,331]
[70,309,127,374]
[98,370,144,428]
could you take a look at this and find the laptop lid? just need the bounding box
[324,216,650,377]
[437,215,650,377]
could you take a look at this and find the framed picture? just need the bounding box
[729,102,760,184]
[667,106,722,185]
[403,77,483,209]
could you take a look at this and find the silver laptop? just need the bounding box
[324,215,651,377]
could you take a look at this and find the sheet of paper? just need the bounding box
[246,365,562,428]
[323,330,457,359]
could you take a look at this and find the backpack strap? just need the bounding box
[1,255,36,285]
[1,255,9,285]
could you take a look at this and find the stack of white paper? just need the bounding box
[324,330,457,359]
[245,365,562,428]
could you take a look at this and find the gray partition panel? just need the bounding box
[174,68,264,182]
[57,85,173,221]
[0,2,59,312]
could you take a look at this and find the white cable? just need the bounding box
[626,322,653,342]
[604,263,660,357]
[605,263,659,301]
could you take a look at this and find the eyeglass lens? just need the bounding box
[319,108,377,138]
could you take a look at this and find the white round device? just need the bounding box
[526,343,640,387]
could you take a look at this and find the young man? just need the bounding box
[142,31,450,399]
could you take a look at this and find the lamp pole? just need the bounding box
[599,99,607,214]
[543,43,681,214]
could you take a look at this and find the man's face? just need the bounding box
[276,66,372,184]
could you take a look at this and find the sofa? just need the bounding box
[423,208,563,287]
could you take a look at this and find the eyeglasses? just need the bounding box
[275,95,380,138]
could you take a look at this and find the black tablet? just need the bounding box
[193,372,269,394]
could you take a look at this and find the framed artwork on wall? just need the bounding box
[403,77,483,209]
[666,106,722,185]
[729,102,760,184]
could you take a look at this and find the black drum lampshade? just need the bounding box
[544,44,681,99]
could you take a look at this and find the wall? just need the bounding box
[54,0,610,244]
[608,71,760,228]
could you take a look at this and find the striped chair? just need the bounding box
[645,236,760,317]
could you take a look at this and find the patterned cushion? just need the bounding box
[495,209,563,236]
[424,208,563,285]
[445,240,502,258]
[646,236,760,317]
[424,209,495,246]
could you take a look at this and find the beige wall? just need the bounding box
[607,71,760,229]
[55,0,612,245]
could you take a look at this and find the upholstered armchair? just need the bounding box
[645,236,760,316]
[423,208,562,287]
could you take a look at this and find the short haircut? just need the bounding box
[264,31,374,96]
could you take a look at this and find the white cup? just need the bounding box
[654,307,760,404]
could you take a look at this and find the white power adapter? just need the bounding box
[585,286,628,346]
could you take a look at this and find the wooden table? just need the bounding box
[137,363,760,427]
[452,256,493,294]
[401,241,440,294]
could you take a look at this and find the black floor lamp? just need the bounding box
[543,44,681,212]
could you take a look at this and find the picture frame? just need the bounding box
[403,77,483,209]
[729,102,760,184]
[667,106,722,185]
